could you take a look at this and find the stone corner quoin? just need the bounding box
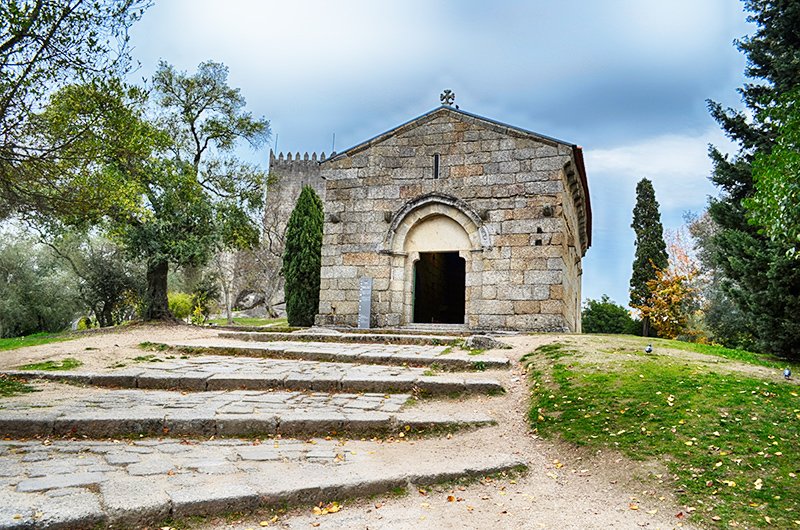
[267,105,592,333]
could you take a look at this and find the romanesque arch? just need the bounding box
[380,192,491,254]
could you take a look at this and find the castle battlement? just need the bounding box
[269,149,327,171]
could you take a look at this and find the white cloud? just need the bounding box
[585,127,734,210]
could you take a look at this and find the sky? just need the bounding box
[128,0,754,308]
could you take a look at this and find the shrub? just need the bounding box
[582,295,639,335]
[167,292,193,320]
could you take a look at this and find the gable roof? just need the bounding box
[325,105,592,250]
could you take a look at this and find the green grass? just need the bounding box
[17,358,82,371]
[0,332,73,351]
[139,341,169,351]
[653,339,794,369]
[0,375,36,397]
[207,317,287,327]
[527,344,800,529]
[132,354,164,363]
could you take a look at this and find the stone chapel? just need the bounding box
[267,101,591,332]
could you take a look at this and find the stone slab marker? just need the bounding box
[358,277,373,329]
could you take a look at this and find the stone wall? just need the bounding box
[313,107,590,332]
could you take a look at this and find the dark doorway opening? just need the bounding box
[413,252,465,324]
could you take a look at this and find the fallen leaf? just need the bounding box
[447,495,456,502]
[647,509,658,515]
[629,504,639,510]
[259,521,270,527]
[755,478,763,490]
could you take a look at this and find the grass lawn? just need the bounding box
[206,317,288,327]
[525,340,800,529]
[0,332,74,352]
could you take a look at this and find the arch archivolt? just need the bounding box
[380,193,491,254]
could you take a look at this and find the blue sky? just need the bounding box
[129,0,753,308]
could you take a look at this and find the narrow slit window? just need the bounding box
[433,153,440,179]
[534,227,543,246]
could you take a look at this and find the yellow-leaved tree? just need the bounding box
[633,229,702,339]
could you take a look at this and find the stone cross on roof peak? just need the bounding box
[440,89,455,106]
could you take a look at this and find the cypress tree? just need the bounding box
[629,178,668,337]
[282,186,324,327]
[703,0,800,357]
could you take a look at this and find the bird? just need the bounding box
[644,344,653,354]
[784,367,792,380]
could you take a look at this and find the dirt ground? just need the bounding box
[0,323,218,371]
[1,327,713,529]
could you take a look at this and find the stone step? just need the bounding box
[167,338,511,370]
[2,355,504,396]
[0,437,525,529]
[397,323,471,334]
[218,330,465,346]
[0,386,495,439]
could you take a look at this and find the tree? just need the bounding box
[46,232,144,327]
[0,0,149,218]
[629,178,668,336]
[703,0,800,357]
[633,269,697,340]
[746,90,800,255]
[282,186,323,327]
[0,233,81,337]
[35,62,270,320]
[582,295,639,335]
[687,211,756,349]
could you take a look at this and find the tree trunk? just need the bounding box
[225,288,233,325]
[642,316,651,337]
[144,260,171,320]
[101,303,114,328]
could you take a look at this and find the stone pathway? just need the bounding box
[0,438,523,529]
[169,338,511,369]
[2,355,504,394]
[0,385,496,438]
[0,327,520,529]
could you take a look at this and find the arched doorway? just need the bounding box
[382,193,491,328]
[403,214,470,324]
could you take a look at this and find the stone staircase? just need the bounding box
[0,328,521,529]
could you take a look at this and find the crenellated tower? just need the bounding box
[261,150,328,309]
